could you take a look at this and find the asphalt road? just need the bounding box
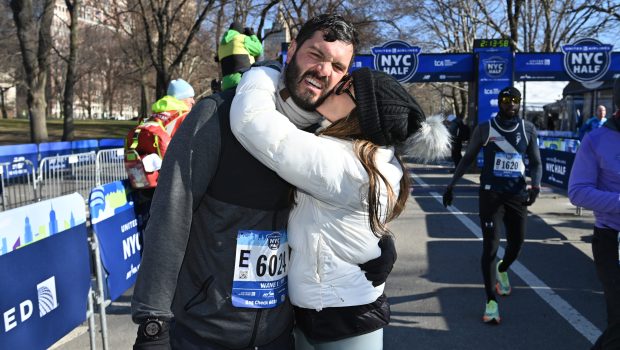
[54,163,605,350]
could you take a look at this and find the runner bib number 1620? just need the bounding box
[493,152,525,178]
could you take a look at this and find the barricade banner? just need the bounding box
[71,139,99,154]
[0,193,89,349]
[98,138,125,149]
[89,181,141,301]
[540,149,575,189]
[0,193,87,256]
[0,144,38,178]
[38,142,72,160]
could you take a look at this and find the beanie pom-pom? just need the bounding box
[397,114,451,163]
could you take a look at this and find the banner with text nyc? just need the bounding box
[0,193,90,349]
[89,180,142,301]
[353,38,619,123]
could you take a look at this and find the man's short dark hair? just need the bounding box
[294,14,359,53]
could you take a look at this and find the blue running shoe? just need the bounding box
[482,300,500,324]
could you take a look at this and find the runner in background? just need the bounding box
[442,86,542,324]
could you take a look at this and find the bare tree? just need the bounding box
[10,0,55,143]
[60,0,81,140]
[473,0,613,52]
[0,0,21,119]
[136,0,219,98]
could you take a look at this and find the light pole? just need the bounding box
[522,0,528,120]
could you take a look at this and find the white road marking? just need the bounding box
[410,172,601,344]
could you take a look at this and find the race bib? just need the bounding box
[493,152,525,178]
[232,230,288,308]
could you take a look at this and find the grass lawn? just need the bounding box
[0,119,137,145]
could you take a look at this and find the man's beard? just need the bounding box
[285,54,332,111]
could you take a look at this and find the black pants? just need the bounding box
[170,321,294,350]
[450,141,462,168]
[591,226,620,350]
[479,189,527,301]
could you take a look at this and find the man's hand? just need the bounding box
[359,235,397,287]
[133,320,171,350]
[243,27,255,36]
[522,186,540,206]
[442,186,454,207]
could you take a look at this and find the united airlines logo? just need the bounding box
[483,56,507,78]
[371,40,421,83]
[37,276,58,317]
[562,38,612,83]
[267,232,281,250]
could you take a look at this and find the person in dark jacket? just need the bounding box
[444,114,469,171]
[442,86,543,324]
[217,21,263,91]
[131,14,396,350]
[569,78,620,350]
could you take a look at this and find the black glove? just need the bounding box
[243,27,255,36]
[359,235,397,287]
[134,320,171,350]
[522,187,540,206]
[442,186,454,207]
[213,55,219,63]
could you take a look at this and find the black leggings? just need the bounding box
[591,226,620,350]
[479,189,527,301]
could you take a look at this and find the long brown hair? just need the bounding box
[320,112,411,237]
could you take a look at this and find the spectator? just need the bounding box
[124,79,195,232]
[579,105,607,139]
[568,79,620,350]
[444,114,469,171]
[217,21,263,91]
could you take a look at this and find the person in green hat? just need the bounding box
[217,21,263,91]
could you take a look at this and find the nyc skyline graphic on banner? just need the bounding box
[0,193,86,257]
[89,180,133,224]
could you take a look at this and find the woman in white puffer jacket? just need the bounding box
[231,66,449,349]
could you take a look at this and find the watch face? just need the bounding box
[144,320,161,337]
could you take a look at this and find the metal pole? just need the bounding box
[87,288,97,350]
[522,0,527,119]
[91,233,110,350]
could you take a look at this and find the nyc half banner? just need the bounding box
[515,40,618,83]
[0,194,89,349]
[540,149,575,189]
[89,180,141,301]
[359,41,474,83]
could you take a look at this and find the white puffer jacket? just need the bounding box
[230,66,403,311]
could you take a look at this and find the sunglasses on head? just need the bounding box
[334,75,356,103]
[500,96,521,104]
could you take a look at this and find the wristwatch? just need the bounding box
[141,318,166,339]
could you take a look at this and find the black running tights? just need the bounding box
[479,190,527,301]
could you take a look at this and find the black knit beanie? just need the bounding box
[351,67,426,146]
